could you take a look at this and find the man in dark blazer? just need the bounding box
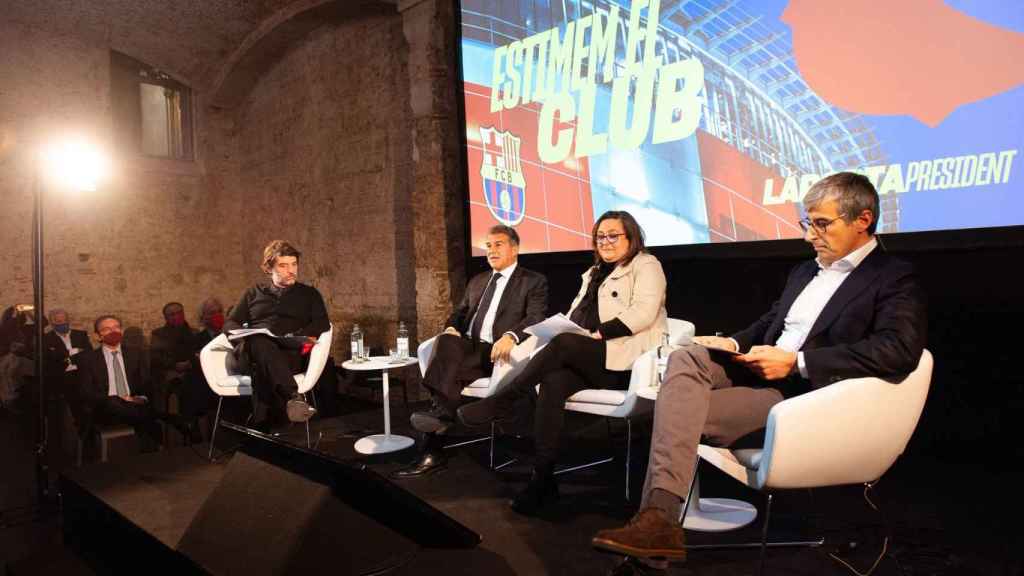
[77,315,164,452]
[43,308,93,436]
[593,172,927,573]
[43,309,91,371]
[392,224,548,478]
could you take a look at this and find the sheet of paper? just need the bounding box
[227,328,277,341]
[524,313,590,343]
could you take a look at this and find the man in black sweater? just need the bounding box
[225,240,330,428]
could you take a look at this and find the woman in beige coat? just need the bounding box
[458,210,668,515]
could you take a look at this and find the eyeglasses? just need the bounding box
[595,232,625,245]
[798,215,845,234]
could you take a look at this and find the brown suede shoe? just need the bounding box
[592,508,686,560]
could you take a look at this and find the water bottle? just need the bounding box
[351,323,364,361]
[396,321,409,360]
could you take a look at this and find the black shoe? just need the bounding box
[410,405,455,434]
[390,451,448,479]
[457,396,514,428]
[607,557,667,576]
[510,468,559,515]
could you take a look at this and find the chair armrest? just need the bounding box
[417,336,438,378]
[199,334,235,391]
[667,319,695,346]
[758,350,933,489]
[297,324,334,394]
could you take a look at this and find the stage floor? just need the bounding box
[49,400,1023,576]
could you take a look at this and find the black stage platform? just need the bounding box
[51,403,1022,576]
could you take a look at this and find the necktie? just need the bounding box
[470,273,501,342]
[111,350,130,397]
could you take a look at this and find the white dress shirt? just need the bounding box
[102,345,131,397]
[57,332,82,371]
[475,261,517,344]
[773,237,878,377]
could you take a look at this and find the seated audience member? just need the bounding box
[150,301,197,412]
[391,225,548,479]
[459,211,668,515]
[43,308,91,382]
[0,331,32,413]
[42,308,93,436]
[591,172,927,575]
[174,297,226,444]
[78,315,167,452]
[1,305,43,360]
[225,240,329,430]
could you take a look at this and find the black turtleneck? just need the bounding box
[569,261,632,339]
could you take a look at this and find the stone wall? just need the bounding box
[212,11,414,351]
[0,0,465,356]
[0,21,246,346]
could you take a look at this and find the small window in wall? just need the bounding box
[111,51,194,161]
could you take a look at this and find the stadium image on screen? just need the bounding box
[459,0,1024,255]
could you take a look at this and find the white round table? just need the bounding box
[342,356,418,455]
[636,380,758,532]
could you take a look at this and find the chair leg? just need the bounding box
[624,418,632,501]
[301,392,311,448]
[679,458,701,522]
[488,422,516,471]
[758,493,774,576]
[208,397,223,461]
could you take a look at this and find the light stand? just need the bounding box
[0,140,105,527]
[32,154,50,506]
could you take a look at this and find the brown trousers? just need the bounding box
[641,344,785,506]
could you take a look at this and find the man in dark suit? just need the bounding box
[43,308,93,437]
[150,301,197,414]
[43,309,91,372]
[78,315,164,452]
[592,172,927,573]
[392,224,548,478]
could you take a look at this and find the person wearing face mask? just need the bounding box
[172,298,227,444]
[43,308,91,374]
[225,240,330,430]
[150,302,198,413]
[77,315,165,453]
[458,211,668,515]
[42,309,93,434]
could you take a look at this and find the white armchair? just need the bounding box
[202,325,334,458]
[560,318,696,500]
[416,334,538,469]
[684,349,934,574]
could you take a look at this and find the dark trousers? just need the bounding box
[492,333,628,469]
[177,368,216,420]
[422,334,493,415]
[240,335,304,412]
[93,396,164,449]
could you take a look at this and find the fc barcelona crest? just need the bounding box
[479,126,526,227]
